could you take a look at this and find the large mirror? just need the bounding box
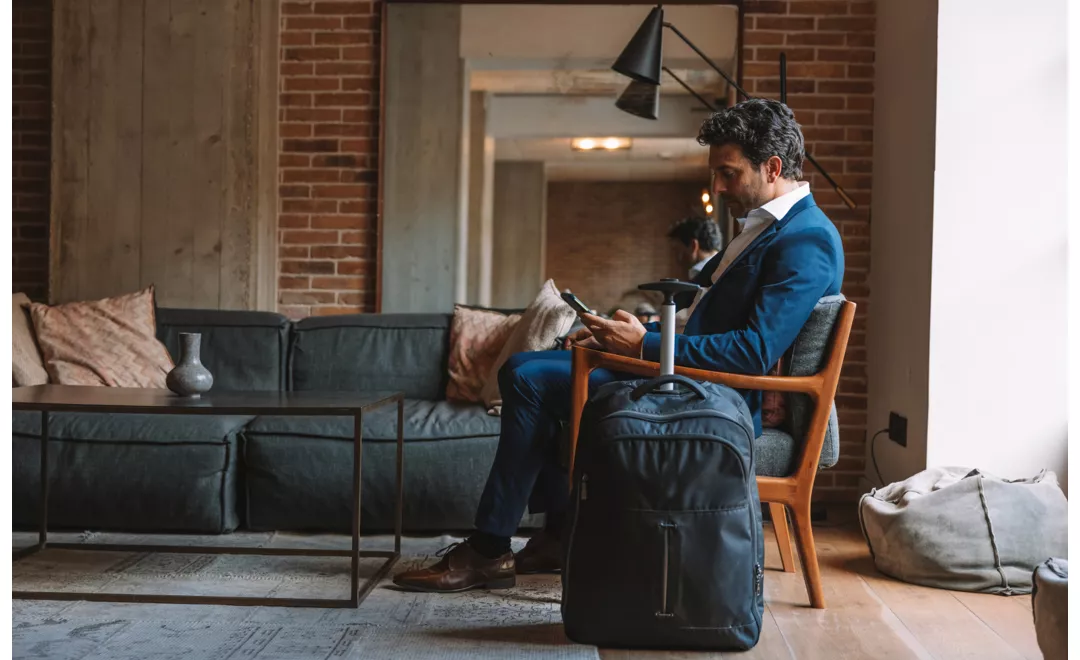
[379,2,741,314]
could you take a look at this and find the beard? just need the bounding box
[722,177,769,218]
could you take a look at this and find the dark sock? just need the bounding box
[468,531,512,558]
[544,511,566,536]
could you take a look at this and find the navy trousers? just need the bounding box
[473,350,631,537]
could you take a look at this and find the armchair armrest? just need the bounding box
[570,346,823,397]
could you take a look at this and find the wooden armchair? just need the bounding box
[567,298,856,610]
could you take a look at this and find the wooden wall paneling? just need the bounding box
[139,0,179,306]
[221,0,254,311]
[51,0,278,310]
[253,0,280,312]
[167,0,198,306]
[192,0,227,307]
[112,0,145,296]
[49,0,91,303]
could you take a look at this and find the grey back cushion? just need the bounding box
[156,308,290,391]
[784,295,845,469]
[290,313,451,399]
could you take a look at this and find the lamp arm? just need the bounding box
[663,22,751,101]
[661,66,716,112]
[662,21,857,210]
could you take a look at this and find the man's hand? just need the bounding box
[580,310,647,357]
[563,326,603,351]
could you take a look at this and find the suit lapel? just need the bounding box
[716,194,819,281]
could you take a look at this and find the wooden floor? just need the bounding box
[599,519,1041,660]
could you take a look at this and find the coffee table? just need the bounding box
[12,385,404,608]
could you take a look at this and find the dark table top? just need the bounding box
[12,385,403,416]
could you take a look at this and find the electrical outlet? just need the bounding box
[888,412,908,447]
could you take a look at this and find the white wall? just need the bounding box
[867,0,938,485]
[926,0,1068,486]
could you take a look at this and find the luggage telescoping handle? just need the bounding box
[638,279,702,391]
[630,374,709,401]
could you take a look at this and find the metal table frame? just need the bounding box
[12,388,405,609]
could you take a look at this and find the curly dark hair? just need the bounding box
[697,98,805,180]
[667,216,723,252]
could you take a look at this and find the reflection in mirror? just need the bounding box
[381,3,739,314]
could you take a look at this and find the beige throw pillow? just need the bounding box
[445,305,522,404]
[13,293,49,386]
[30,286,175,388]
[480,279,577,414]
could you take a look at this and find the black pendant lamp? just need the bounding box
[614,79,660,120]
[611,5,664,85]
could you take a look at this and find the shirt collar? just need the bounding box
[739,182,811,230]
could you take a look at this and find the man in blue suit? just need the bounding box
[394,98,845,593]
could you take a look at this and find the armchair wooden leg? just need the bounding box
[790,499,826,609]
[768,502,796,573]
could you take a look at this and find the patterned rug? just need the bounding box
[12,531,599,660]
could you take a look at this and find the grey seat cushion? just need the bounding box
[783,295,844,469]
[244,399,500,442]
[755,427,802,478]
[242,433,541,533]
[12,411,250,533]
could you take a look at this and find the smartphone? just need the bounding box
[560,291,591,315]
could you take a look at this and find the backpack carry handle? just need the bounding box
[630,374,708,401]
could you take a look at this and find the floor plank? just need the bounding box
[830,535,1026,660]
[599,523,1040,659]
[951,591,1042,660]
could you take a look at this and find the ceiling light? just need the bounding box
[705,204,714,214]
[571,137,632,152]
[701,192,710,203]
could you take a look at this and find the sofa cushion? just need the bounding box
[13,292,48,386]
[157,307,290,391]
[289,314,451,399]
[245,399,501,442]
[12,411,250,533]
[242,434,541,532]
[30,286,174,387]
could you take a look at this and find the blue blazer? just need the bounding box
[641,194,844,436]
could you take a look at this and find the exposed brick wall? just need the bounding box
[12,0,52,301]
[744,0,874,501]
[546,181,708,315]
[277,0,381,318]
[12,0,872,501]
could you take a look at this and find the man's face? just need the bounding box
[709,143,770,219]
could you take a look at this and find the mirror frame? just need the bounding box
[375,0,745,312]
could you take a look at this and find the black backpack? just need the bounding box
[561,374,764,651]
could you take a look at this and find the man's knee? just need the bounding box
[497,353,571,403]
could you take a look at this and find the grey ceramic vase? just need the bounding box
[166,332,214,398]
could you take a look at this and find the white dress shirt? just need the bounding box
[679,182,811,328]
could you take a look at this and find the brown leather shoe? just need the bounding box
[392,542,515,593]
[514,531,563,574]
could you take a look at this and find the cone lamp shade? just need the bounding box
[611,5,664,85]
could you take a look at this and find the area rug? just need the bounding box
[12,531,599,660]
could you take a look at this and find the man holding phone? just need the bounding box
[394,98,845,593]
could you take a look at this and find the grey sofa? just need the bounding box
[12,299,841,536]
[13,308,541,534]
